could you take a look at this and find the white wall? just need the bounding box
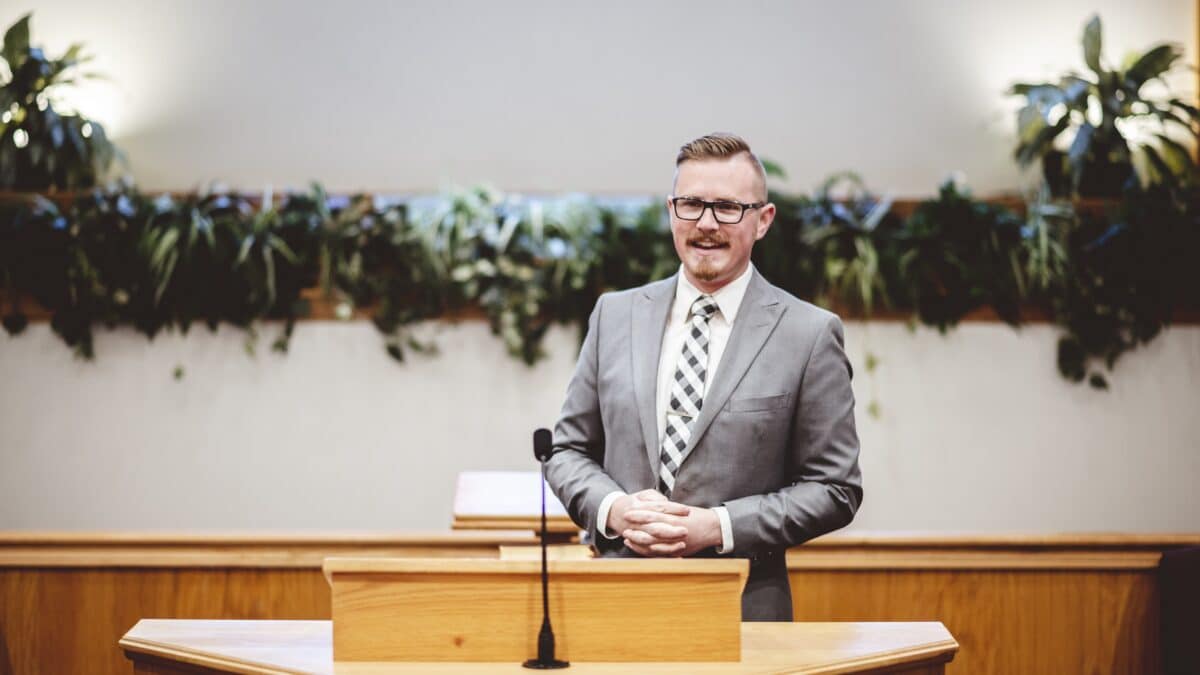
[2,320,1198,532]
[18,0,1197,197]
[2,1,1198,533]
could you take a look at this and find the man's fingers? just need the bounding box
[623,538,685,557]
[633,489,667,502]
[620,493,689,534]
[624,540,656,557]
[622,530,655,547]
[629,521,687,540]
[650,501,691,516]
[648,540,686,555]
[624,509,680,526]
[630,497,690,516]
[622,529,661,547]
[622,525,688,545]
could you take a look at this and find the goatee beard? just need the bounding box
[689,259,720,281]
[685,235,727,282]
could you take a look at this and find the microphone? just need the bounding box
[533,427,554,462]
[523,428,569,669]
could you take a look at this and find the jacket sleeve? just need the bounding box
[544,294,624,539]
[722,314,863,552]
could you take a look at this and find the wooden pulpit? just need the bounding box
[117,471,960,673]
[322,557,749,662]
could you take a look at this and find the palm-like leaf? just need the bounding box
[0,13,120,191]
[1010,14,1196,197]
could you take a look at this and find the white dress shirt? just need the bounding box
[596,263,757,553]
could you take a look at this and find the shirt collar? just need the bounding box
[673,263,755,323]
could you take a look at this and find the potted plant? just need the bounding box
[1010,15,1198,199]
[0,13,121,193]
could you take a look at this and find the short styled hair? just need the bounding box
[674,132,768,200]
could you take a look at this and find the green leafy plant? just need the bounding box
[900,180,1027,331]
[801,173,901,316]
[753,173,901,418]
[3,176,1198,390]
[318,189,445,361]
[589,197,675,298]
[754,174,902,317]
[0,192,71,336]
[0,185,175,356]
[1021,184,1071,299]
[0,185,321,359]
[419,187,605,364]
[1040,182,1199,388]
[749,189,821,302]
[56,185,153,355]
[1010,13,1200,387]
[140,187,323,355]
[3,9,1198,389]
[0,13,120,191]
[1011,14,1199,198]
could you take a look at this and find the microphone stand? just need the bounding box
[524,430,569,669]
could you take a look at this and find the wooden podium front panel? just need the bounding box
[325,558,748,662]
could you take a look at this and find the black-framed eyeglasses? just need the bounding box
[670,197,765,225]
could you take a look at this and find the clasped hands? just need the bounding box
[607,489,721,557]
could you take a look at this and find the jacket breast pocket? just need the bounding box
[725,392,791,413]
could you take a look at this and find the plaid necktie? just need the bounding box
[658,294,719,497]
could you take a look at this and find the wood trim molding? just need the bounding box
[787,531,1200,571]
[0,530,538,544]
[819,639,959,674]
[451,515,581,534]
[120,643,303,675]
[120,631,313,675]
[2,531,1196,570]
[803,532,1200,547]
[0,530,539,568]
[786,548,1165,571]
[323,555,747,576]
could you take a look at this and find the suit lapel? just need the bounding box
[681,271,784,464]
[631,275,676,474]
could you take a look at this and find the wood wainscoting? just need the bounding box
[0,531,538,675]
[0,532,1195,674]
[788,533,1199,675]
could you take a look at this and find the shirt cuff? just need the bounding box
[713,506,734,554]
[596,491,625,539]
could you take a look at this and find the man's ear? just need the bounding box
[755,203,776,240]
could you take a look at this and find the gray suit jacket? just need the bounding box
[545,269,862,621]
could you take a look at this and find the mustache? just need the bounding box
[688,235,729,246]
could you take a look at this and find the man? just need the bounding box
[545,132,862,621]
